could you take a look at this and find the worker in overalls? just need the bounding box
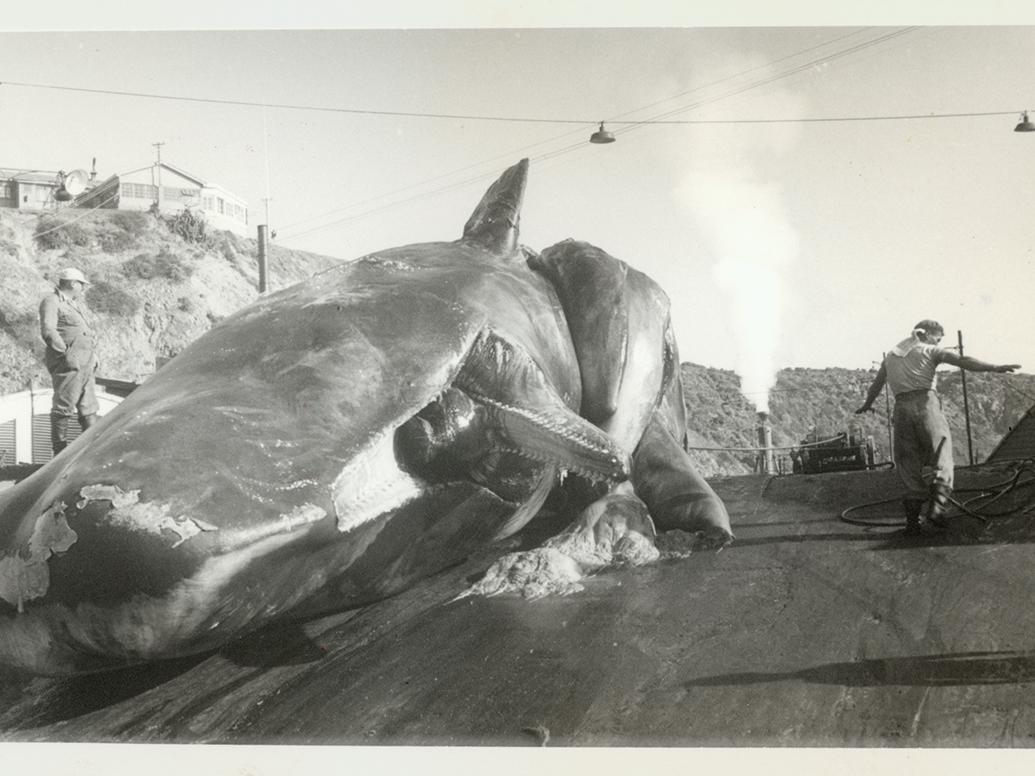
[38,268,100,456]
[856,319,1020,535]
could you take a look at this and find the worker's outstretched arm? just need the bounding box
[855,362,887,413]
[938,351,1021,373]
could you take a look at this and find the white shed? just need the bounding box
[0,380,130,465]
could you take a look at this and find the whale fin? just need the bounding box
[462,158,528,256]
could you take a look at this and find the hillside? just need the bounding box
[0,208,340,392]
[2,208,1032,476]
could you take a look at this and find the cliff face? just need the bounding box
[2,208,1032,476]
[0,208,340,392]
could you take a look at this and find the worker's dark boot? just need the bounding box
[50,413,69,456]
[922,482,953,530]
[901,497,925,536]
[79,413,97,430]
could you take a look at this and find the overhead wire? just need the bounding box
[7,27,994,249]
[0,29,908,128]
[5,27,928,243]
[268,27,883,238]
[0,30,935,130]
[278,27,925,241]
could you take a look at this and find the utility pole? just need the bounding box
[257,224,269,293]
[958,329,975,465]
[151,141,165,211]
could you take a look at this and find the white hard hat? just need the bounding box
[57,268,90,285]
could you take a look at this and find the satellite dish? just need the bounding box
[64,169,89,196]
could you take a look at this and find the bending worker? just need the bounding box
[38,267,100,456]
[856,319,1020,535]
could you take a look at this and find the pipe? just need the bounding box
[257,224,269,293]
[756,411,776,475]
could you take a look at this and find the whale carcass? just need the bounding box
[0,159,731,675]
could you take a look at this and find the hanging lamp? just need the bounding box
[589,121,616,144]
[1014,111,1035,132]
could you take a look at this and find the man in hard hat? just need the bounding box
[38,268,100,456]
[856,319,1021,535]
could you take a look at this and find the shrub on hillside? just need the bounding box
[34,217,92,251]
[122,249,195,282]
[163,208,208,244]
[109,211,148,235]
[98,230,135,253]
[86,280,139,316]
[97,211,148,253]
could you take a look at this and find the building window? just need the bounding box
[121,182,157,200]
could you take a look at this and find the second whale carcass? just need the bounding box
[0,159,732,674]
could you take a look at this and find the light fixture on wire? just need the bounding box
[589,121,616,144]
[1014,111,1035,132]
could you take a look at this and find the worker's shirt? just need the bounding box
[39,289,95,359]
[884,337,949,395]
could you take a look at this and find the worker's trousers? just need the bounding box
[893,389,954,499]
[46,348,99,454]
[46,355,98,420]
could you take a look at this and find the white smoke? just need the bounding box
[678,170,799,413]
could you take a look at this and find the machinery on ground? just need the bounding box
[791,427,878,474]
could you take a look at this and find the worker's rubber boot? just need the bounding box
[50,413,69,456]
[901,497,925,536]
[79,413,97,430]
[922,482,953,530]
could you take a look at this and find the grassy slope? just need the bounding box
[0,208,340,393]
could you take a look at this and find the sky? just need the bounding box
[3,4,1035,412]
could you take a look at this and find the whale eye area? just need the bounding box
[394,388,542,502]
[395,388,487,476]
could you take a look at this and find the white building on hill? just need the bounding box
[74,161,249,236]
[0,168,69,210]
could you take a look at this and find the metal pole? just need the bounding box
[28,379,35,464]
[257,224,269,293]
[958,329,974,465]
[881,352,894,463]
[152,141,164,210]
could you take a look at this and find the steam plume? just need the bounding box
[679,170,798,413]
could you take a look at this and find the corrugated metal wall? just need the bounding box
[31,413,83,464]
[0,419,15,466]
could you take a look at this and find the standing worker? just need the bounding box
[856,319,1020,535]
[38,267,100,456]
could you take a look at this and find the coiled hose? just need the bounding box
[839,458,1035,529]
